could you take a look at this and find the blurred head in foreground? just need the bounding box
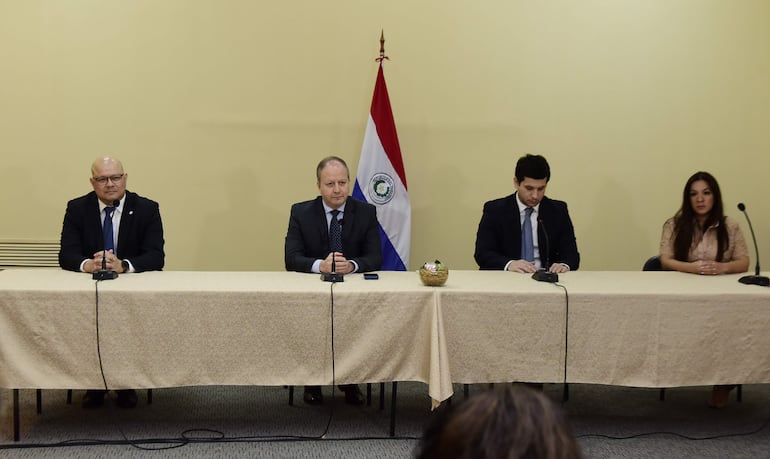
[414,385,582,459]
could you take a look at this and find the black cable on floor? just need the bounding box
[0,433,423,450]
[315,280,338,439]
[553,282,569,393]
[576,416,770,441]
[93,280,188,451]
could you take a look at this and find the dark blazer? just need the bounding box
[58,190,165,272]
[474,193,579,271]
[285,196,383,273]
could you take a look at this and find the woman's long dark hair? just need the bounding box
[673,171,728,262]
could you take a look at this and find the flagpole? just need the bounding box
[377,29,389,63]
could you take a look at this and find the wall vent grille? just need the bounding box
[0,240,60,268]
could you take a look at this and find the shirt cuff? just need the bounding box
[311,260,322,274]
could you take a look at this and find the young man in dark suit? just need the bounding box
[474,154,579,273]
[284,156,383,405]
[58,156,165,408]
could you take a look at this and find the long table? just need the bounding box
[0,270,449,400]
[562,271,770,387]
[2,269,769,437]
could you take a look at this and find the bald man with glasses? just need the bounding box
[58,156,165,409]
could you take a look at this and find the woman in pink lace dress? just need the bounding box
[659,171,749,408]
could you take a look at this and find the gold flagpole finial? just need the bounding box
[377,29,389,62]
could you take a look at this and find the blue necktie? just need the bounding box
[521,207,534,262]
[103,206,115,252]
[329,209,342,253]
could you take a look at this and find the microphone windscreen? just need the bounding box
[737,202,746,211]
[113,200,121,208]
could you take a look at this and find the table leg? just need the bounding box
[13,389,20,442]
[389,382,398,437]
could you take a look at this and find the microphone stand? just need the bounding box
[93,250,119,280]
[737,203,769,287]
[532,218,558,283]
[321,254,344,283]
[532,269,558,283]
[93,200,120,281]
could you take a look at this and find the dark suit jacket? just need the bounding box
[58,190,165,272]
[285,196,383,273]
[474,193,580,271]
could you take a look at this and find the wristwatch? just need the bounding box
[121,260,130,273]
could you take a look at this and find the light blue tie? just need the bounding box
[103,207,115,252]
[521,207,534,262]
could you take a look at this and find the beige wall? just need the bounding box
[2,0,769,272]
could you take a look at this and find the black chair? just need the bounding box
[641,255,742,403]
[35,388,153,413]
[643,255,662,271]
[288,384,380,407]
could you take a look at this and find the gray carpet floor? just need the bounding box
[1,383,768,457]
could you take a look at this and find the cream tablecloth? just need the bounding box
[561,271,770,387]
[0,269,453,403]
[436,271,568,384]
[2,269,769,405]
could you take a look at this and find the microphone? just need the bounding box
[93,200,120,280]
[532,218,559,283]
[321,218,345,282]
[736,203,769,287]
[321,253,345,282]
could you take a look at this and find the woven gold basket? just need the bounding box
[418,267,449,286]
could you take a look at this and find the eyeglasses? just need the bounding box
[93,174,124,185]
